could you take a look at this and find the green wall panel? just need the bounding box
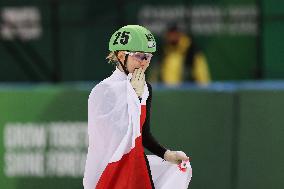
[237,90,284,189]
[0,87,88,189]
[1,83,284,189]
[151,90,235,189]
[0,85,236,189]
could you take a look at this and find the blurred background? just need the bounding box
[0,0,284,189]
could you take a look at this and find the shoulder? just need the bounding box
[88,82,118,114]
[89,70,117,96]
[90,82,109,94]
[89,82,115,102]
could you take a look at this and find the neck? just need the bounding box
[117,64,124,73]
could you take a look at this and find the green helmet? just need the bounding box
[109,25,156,53]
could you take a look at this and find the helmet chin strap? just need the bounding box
[115,51,129,75]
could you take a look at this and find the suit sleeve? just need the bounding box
[142,82,167,159]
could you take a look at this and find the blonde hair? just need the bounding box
[106,51,119,65]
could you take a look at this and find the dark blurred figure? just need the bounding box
[149,24,211,85]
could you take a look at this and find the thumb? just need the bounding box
[176,151,189,161]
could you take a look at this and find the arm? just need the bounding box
[142,83,167,159]
[142,83,191,164]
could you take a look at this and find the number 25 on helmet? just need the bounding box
[109,25,157,53]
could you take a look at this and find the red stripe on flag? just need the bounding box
[96,105,151,189]
[140,105,146,132]
[96,136,152,189]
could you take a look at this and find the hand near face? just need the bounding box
[130,68,145,98]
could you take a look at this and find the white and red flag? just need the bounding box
[83,69,192,189]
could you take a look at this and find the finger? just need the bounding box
[176,151,188,160]
[141,73,145,83]
[133,69,138,77]
[138,67,143,74]
[136,68,143,81]
[141,66,146,74]
[138,70,144,81]
[179,156,189,161]
[177,160,182,164]
[132,69,138,81]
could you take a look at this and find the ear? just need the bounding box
[117,51,125,63]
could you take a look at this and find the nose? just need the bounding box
[140,59,148,66]
[140,60,150,68]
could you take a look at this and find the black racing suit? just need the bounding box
[142,83,167,188]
